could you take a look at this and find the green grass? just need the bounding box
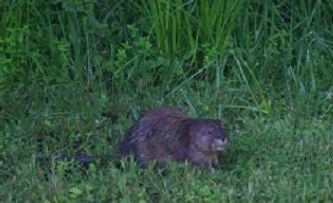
[1,0,333,202]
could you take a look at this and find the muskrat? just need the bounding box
[119,107,228,170]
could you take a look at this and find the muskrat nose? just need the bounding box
[212,138,227,151]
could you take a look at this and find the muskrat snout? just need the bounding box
[212,138,228,151]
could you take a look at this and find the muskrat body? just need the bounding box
[119,108,228,170]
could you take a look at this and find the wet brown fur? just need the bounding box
[119,108,227,170]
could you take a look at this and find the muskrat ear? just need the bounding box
[186,119,199,132]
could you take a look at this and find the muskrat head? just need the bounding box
[189,119,228,153]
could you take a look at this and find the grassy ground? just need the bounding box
[1,0,333,202]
